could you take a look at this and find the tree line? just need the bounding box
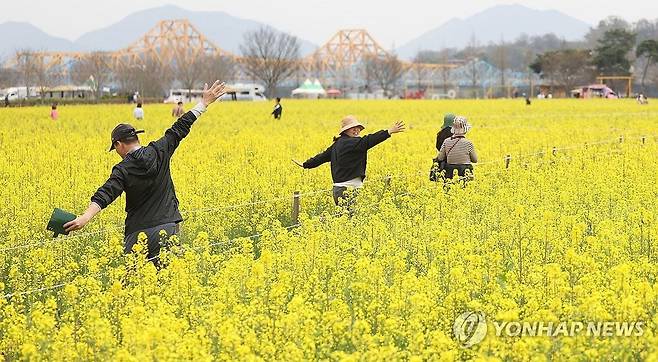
[2,16,658,99]
[415,16,658,95]
[0,27,306,101]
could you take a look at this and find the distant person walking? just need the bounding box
[437,116,478,179]
[172,101,185,118]
[50,103,58,120]
[272,97,283,119]
[293,115,405,205]
[133,103,144,120]
[64,80,227,266]
[5,94,10,107]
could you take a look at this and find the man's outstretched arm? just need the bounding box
[155,81,226,153]
[64,166,126,232]
[64,202,101,232]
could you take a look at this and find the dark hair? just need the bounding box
[51,104,57,110]
[276,97,281,102]
[115,136,139,148]
[177,101,183,105]
[137,103,142,108]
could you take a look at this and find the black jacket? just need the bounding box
[303,130,390,183]
[272,104,282,119]
[91,110,198,235]
[436,127,452,152]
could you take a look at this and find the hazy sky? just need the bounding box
[2,1,656,45]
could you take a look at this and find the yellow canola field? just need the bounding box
[1,99,658,360]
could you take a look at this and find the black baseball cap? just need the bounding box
[108,123,144,151]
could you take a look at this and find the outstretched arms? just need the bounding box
[293,121,405,169]
[387,121,405,135]
[356,121,405,151]
[64,202,101,232]
[64,166,126,232]
[298,146,333,169]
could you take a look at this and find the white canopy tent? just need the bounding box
[292,79,326,97]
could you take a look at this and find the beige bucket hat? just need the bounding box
[451,116,471,135]
[339,115,365,134]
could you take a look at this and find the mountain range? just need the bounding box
[0,4,591,61]
[0,5,317,60]
[396,4,590,58]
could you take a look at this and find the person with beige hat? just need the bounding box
[293,115,405,205]
[437,116,478,179]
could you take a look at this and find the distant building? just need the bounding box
[40,85,94,100]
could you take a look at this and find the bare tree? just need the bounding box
[464,35,481,98]
[14,49,37,98]
[413,49,454,95]
[363,54,404,97]
[71,52,112,101]
[0,66,18,89]
[411,53,427,91]
[116,55,173,99]
[173,54,207,101]
[240,26,301,98]
[440,52,453,94]
[524,49,536,97]
[363,60,374,93]
[493,39,508,97]
[463,58,481,98]
[333,64,352,92]
[308,56,327,86]
[530,49,593,96]
[114,63,137,96]
[202,55,236,87]
[33,55,62,103]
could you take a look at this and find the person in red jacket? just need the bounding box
[294,115,405,205]
[50,103,59,120]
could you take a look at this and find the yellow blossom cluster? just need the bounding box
[1,99,658,360]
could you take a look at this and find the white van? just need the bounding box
[220,83,267,102]
[164,89,204,104]
[164,84,267,103]
[1,87,38,103]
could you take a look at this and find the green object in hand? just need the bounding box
[47,208,76,237]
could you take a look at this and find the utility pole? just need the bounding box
[498,36,507,98]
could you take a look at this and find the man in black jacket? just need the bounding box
[271,97,282,119]
[64,80,226,261]
[294,115,404,205]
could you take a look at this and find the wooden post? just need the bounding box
[291,191,300,225]
[552,147,557,156]
[505,155,511,169]
[384,175,392,188]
